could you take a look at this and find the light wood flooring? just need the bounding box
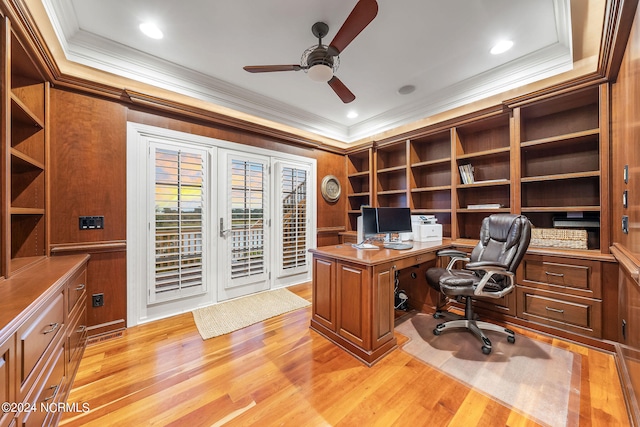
[60,284,631,426]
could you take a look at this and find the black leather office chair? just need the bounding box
[426,214,531,354]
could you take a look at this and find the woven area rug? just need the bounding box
[395,312,581,427]
[192,288,310,340]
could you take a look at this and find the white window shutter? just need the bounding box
[150,144,207,303]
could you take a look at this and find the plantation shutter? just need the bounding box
[150,144,207,303]
[277,162,309,277]
[229,159,266,280]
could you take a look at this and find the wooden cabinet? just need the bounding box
[2,17,49,277]
[0,255,88,426]
[516,254,603,338]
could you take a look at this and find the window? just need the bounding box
[150,144,207,303]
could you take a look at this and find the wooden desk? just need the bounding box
[309,240,451,366]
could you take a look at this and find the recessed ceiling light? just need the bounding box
[490,40,513,55]
[347,111,358,119]
[139,22,163,39]
[397,85,416,95]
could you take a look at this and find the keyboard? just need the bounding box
[384,242,414,250]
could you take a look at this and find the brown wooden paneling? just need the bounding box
[49,89,127,244]
[612,5,640,258]
[83,250,126,336]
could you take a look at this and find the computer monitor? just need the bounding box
[360,207,379,240]
[376,207,412,241]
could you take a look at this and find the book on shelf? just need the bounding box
[458,164,474,184]
[467,203,503,209]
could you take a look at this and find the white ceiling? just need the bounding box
[41,0,573,143]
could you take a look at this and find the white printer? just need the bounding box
[411,215,443,242]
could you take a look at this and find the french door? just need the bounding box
[217,150,270,301]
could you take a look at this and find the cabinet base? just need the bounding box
[310,319,398,367]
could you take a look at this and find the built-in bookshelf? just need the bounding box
[514,85,605,251]
[346,83,608,254]
[346,147,373,232]
[453,113,512,239]
[375,141,408,208]
[2,21,49,277]
[409,129,452,237]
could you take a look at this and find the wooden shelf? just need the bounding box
[521,171,600,183]
[521,128,599,149]
[412,185,452,193]
[457,146,511,160]
[10,93,44,128]
[10,148,44,171]
[10,207,45,215]
[521,206,601,212]
[411,158,451,168]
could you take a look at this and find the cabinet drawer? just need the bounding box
[517,287,602,338]
[66,267,87,315]
[67,302,87,369]
[0,338,14,427]
[519,255,601,298]
[22,344,65,427]
[18,293,64,385]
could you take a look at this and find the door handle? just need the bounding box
[220,218,231,237]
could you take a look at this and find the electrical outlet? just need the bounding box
[79,216,105,230]
[92,293,104,307]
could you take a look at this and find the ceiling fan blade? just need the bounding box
[328,0,378,56]
[243,65,302,73]
[328,76,356,103]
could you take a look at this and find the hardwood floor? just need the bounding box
[60,284,631,426]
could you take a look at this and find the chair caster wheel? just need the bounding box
[507,335,515,344]
[482,346,491,355]
[433,328,441,335]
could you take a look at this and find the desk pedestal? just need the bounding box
[309,243,442,366]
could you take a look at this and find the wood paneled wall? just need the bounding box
[48,89,346,335]
[611,3,640,422]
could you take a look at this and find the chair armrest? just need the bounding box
[465,261,509,271]
[436,249,470,271]
[467,263,515,299]
[436,249,468,258]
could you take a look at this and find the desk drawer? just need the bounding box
[519,255,601,298]
[18,293,64,386]
[516,286,602,337]
[388,252,436,272]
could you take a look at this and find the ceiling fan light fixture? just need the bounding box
[308,63,334,82]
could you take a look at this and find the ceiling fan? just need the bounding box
[243,0,378,104]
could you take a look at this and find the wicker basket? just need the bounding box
[530,228,588,250]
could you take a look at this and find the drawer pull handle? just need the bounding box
[76,283,86,291]
[545,271,564,278]
[545,306,565,314]
[43,322,59,335]
[44,384,59,402]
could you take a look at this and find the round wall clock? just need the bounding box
[321,175,341,203]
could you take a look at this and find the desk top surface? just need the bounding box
[309,239,452,266]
